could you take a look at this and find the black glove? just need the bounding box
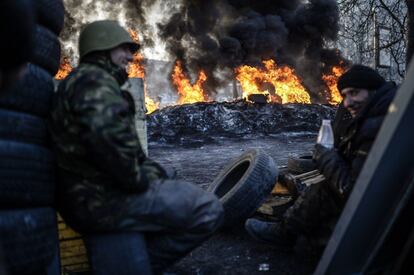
[312,143,331,163]
[313,144,350,198]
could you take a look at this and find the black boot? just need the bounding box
[245,218,297,248]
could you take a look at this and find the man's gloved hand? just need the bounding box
[312,143,331,163]
[313,144,340,179]
[313,144,350,198]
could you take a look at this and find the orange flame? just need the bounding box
[171,60,208,104]
[128,53,145,78]
[127,29,158,112]
[322,65,345,105]
[145,96,159,114]
[55,57,73,80]
[127,29,145,78]
[236,60,311,104]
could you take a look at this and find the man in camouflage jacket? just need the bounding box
[245,65,397,256]
[49,20,223,273]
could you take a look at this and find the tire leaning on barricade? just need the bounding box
[208,149,279,229]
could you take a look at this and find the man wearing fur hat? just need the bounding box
[245,65,397,254]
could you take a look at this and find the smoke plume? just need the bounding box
[62,0,346,102]
[155,0,345,101]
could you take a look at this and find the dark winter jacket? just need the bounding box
[316,82,397,200]
[332,103,352,148]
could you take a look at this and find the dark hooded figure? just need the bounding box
[245,65,397,256]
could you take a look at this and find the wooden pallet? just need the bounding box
[58,215,89,274]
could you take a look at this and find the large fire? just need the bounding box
[56,33,345,111]
[127,53,145,79]
[171,60,209,104]
[127,29,158,113]
[127,29,145,79]
[144,95,159,114]
[322,65,345,105]
[236,60,311,104]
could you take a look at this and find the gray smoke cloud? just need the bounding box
[61,0,158,62]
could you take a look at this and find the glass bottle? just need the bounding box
[316,119,334,149]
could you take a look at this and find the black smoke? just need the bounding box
[156,0,346,102]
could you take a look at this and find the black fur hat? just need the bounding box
[337,65,386,92]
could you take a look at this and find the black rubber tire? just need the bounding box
[0,141,55,208]
[0,108,48,146]
[0,63,54,118]
[33,0,65,35]
[207,149,278,228]
[0,208,60,275]
[287,154,316,174]
[31,24,61,76]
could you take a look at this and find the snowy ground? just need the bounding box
[149,134,319,275]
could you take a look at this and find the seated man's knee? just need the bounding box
[156,180,223,233]
[190,192,224,234]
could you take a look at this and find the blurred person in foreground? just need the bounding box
[245,65,397,256]
[48,20,223,274]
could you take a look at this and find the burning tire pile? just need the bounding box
[148,100,336,145]
[0,0,64,274]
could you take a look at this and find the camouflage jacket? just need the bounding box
[49,55,167,229]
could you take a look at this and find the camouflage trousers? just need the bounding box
[58,178,223,274]
[282,182,343,250]
[113,180,224,273]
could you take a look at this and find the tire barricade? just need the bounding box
[0,1,64,274]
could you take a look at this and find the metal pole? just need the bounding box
[128,78,149,157]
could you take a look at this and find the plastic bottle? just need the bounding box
[316,119,334,149]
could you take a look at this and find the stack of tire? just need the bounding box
[0,0,64,274]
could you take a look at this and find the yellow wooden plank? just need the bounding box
[59,239,85,249]
[61,263,90,273]
[58,219,90,272]
[59,229,82,239]
[60,246,87,258]
[60,254,89,266]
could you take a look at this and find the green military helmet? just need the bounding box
[79,20,140,59]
